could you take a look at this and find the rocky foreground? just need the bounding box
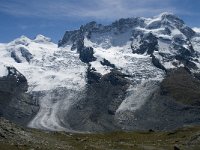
[0,117,200,150]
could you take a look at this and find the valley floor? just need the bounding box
[0,118,200,150]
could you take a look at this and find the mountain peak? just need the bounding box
[10,35,31,46]
[34,34,52,43]
[158,12,175,17]
[160,12,183,23]
[151,12,179,21]
[146,12,184,26]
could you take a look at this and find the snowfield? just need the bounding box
[0,35,87,92]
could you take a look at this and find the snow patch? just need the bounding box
[0,63,8,77]
[193,27,200,33]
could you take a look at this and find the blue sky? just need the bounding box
[0,0,200,43]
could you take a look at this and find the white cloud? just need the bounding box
[0,0,177,20]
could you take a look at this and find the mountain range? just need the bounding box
[1,12,200,132]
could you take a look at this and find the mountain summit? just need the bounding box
[0,13,200,132]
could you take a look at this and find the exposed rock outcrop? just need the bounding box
[161,67,200,106]
[64,70,131,132]
[0,67,39,126]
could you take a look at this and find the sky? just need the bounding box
[0,0,200,43]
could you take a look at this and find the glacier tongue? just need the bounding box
[28,88,85,132]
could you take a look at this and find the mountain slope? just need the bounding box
[0,13,200,132]
[1,117,200,150]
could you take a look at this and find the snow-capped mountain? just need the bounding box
[1,13,200,132]
[0,34,88,131]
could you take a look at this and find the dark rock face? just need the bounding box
[116,78,200,131]
[161,67,200,106]
[194,73,200,80]
[58,30,80,47]
[87,67,101,84]
[59,21,101,48]
[172,36,195,58]
[121,89,200,131]
[20,47,33,62]
[100,59,116,68]
[64,70,131,132]
[180,26,195,39]
[59,25,97,64]
[79,47,96,63]
[175,55,198,70]
[172,37,198,70]
[11,51,22,63]
[11,47,33,63]
[132,32,158,55]
[151,54,167,71]
[0,67,39,126]
[0,67,28,93]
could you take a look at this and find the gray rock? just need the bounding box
[0,67,39,126]
[20,47,33,62]
[64,70,130,132]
